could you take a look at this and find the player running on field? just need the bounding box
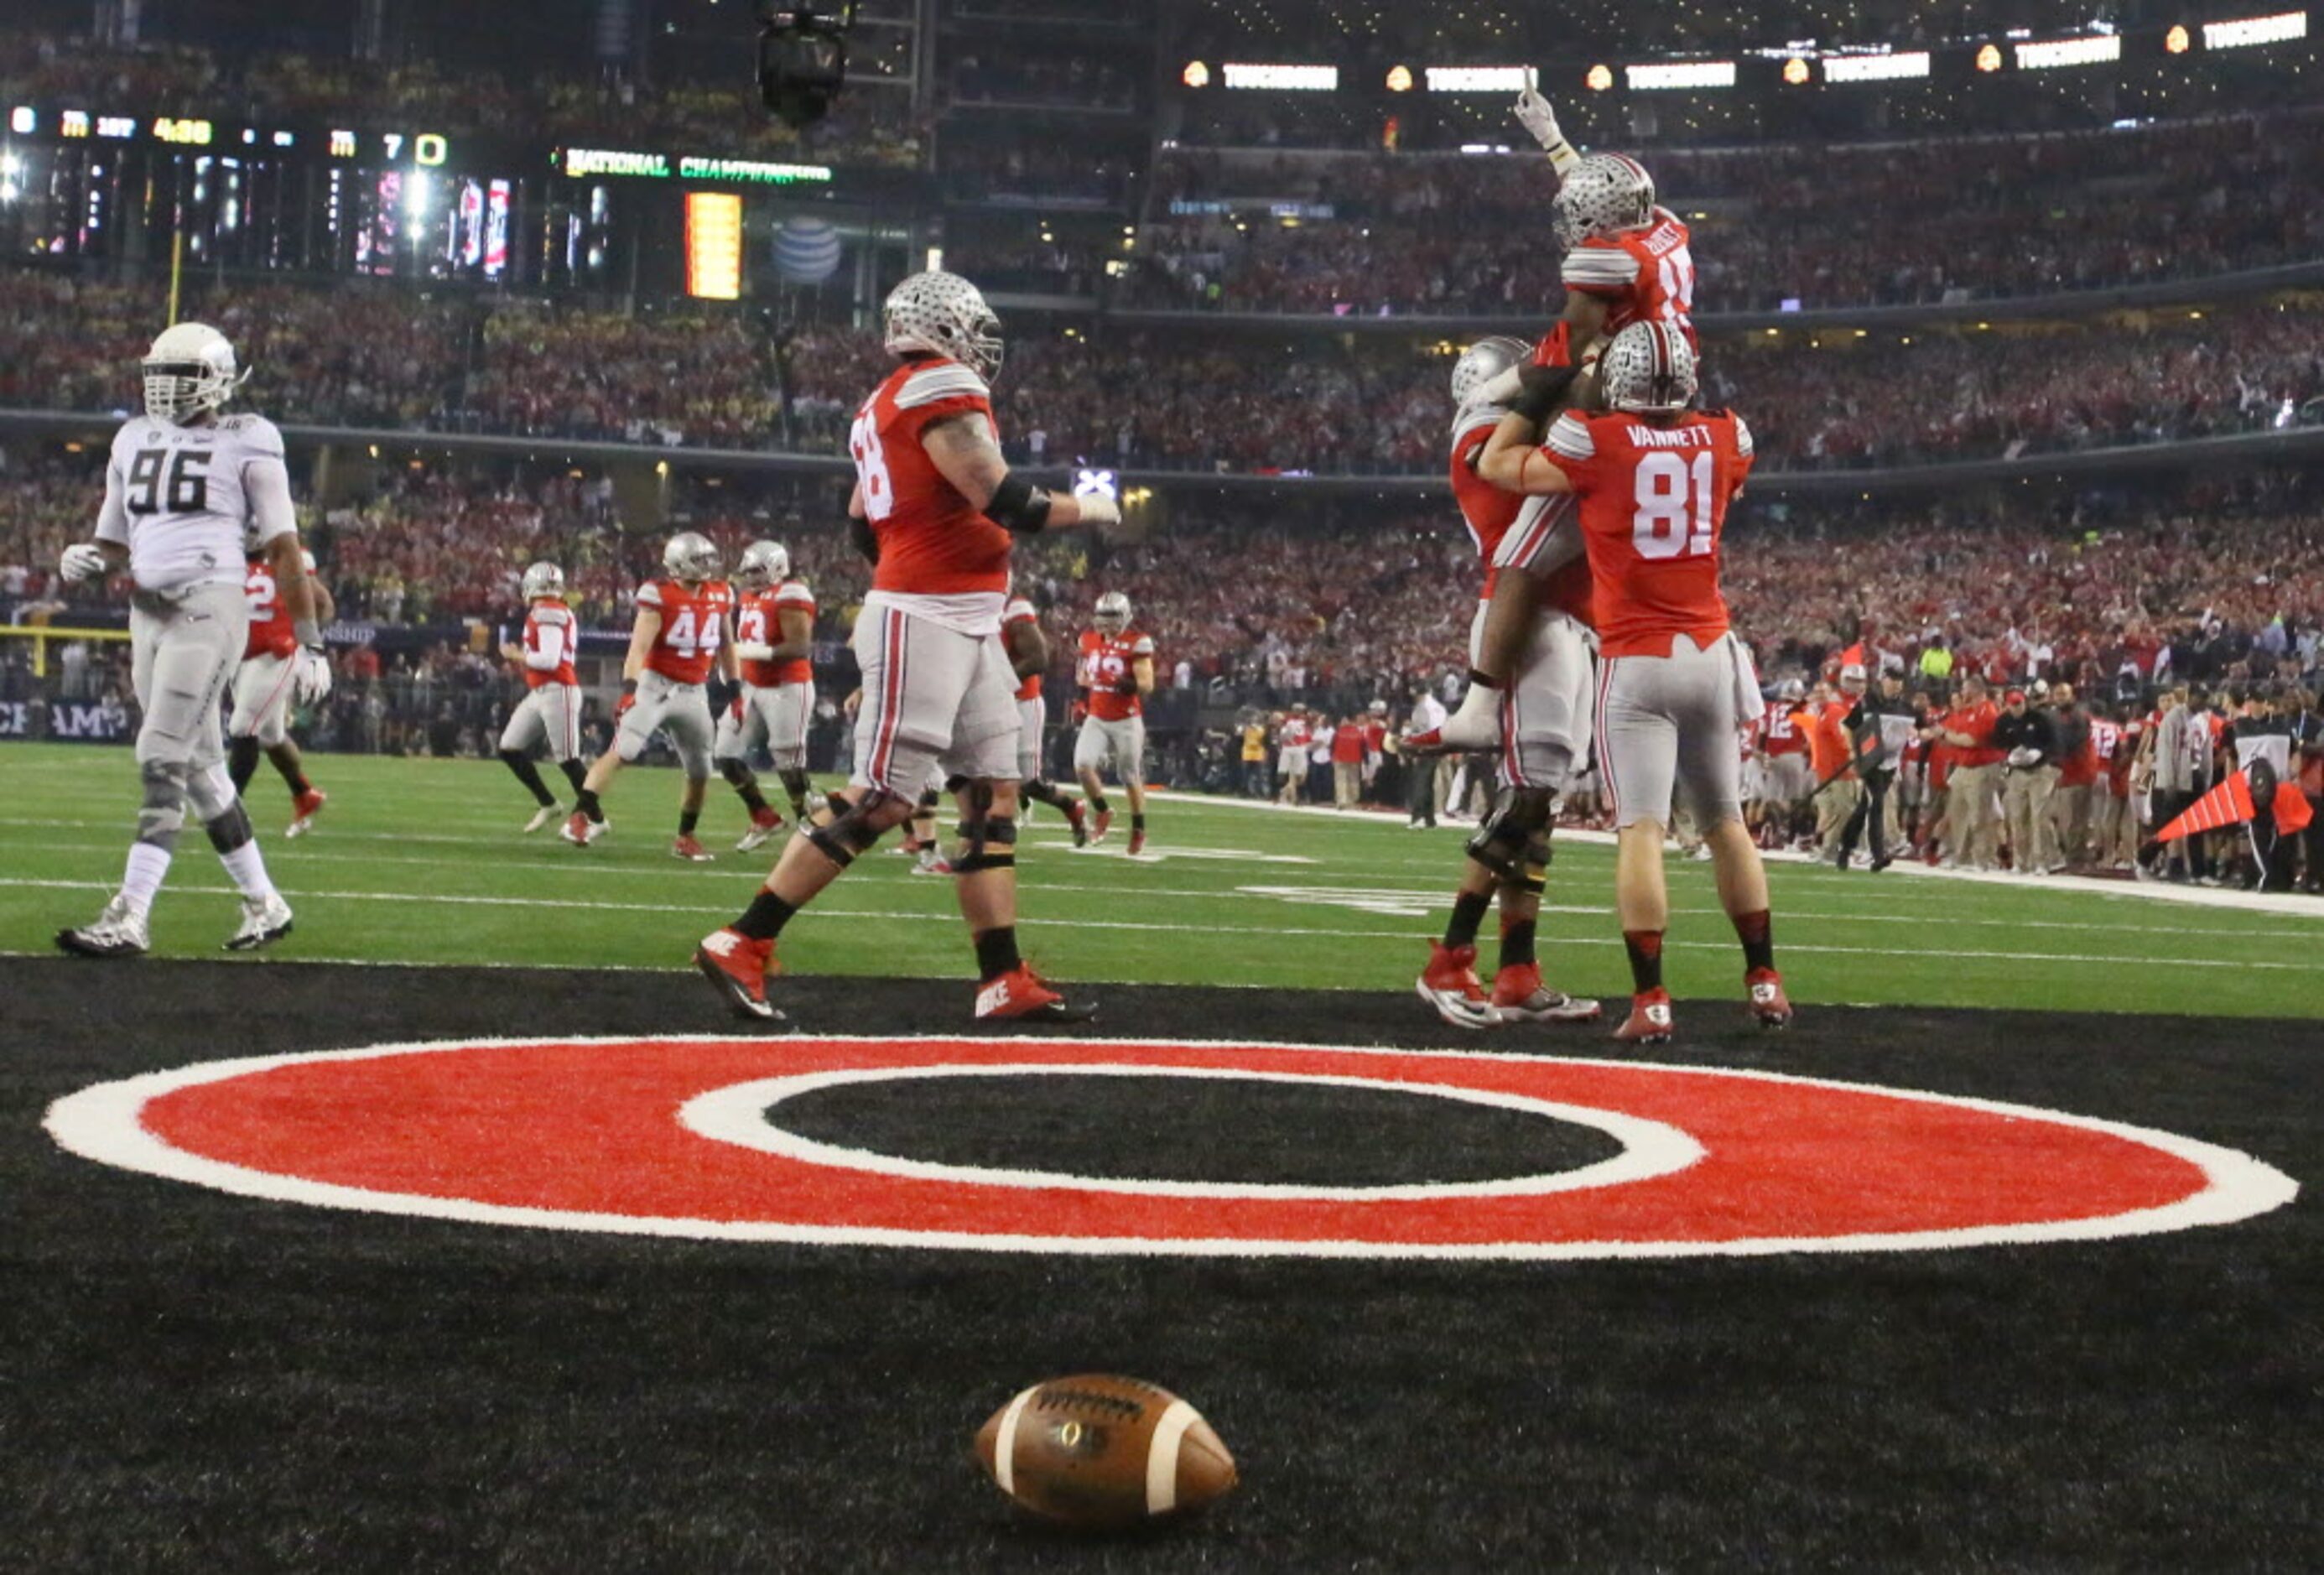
[497,560,590,833]
[564,532,742,860]
[54,322,319,958]
[1003,591,1089,845]
[715,538,818,850]
[1415,335,1600,1030]
[1478,320,1791,1044]
[694,270,1119,1023]
[1074,590,1155,855]
[228,527,334,838]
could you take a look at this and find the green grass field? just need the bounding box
[4,741,2321,1018]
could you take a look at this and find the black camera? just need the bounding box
[757,1,857,127]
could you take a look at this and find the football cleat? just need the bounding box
[974,966,1097,1022]
[285,788,327,839]
[1747,968,1794,1030]
[1490,963,1603,1025]
[912,851,954,876]
[1614,989,1676,1045]
[522,803,564,834]
[561,812,605,846]
[1089,807,1114,845]
[55,895,149,959]
[224,891,294,952]
[1417,941,1498,1030]
[1128,827,1147,857]
[672,834,714,862]
[694,928,782,1021]
[1063,800,1090,848]
[736,804,785,853]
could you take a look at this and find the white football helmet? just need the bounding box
[1093,591,1132,636]
[522,562,567,601]
[883,269,1003,379]
[1450,335,1530,412]
[663,531,721,582]
[735,540,791,591]
[1551,153,1656,250]
[143,321,247,424]
[1598,321,1698,414]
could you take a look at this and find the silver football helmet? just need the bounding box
[662,531,721,583]
[883,269,1003,379]
[1551,153,1656,250]
[143,321,247,424]
[1450,335,1530,412]
[522,562,567,600]
[1599,321,1698,414]
[735,540,791,592]
[1093,590,1132,636]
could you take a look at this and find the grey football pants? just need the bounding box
[130,581,249,839]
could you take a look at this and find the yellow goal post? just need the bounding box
[0,624,135,679]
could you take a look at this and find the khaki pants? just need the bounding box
[1333,760,1362,808]
[1813,776,1860,850]
[1945,764,2001,868]
[2051,782,2091,866]
[2003,766,2061,873]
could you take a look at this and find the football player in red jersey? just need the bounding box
[227,532,334,837]
[1422,148,1698,756]
[715,538,818,851]
[1074,590,1155,854]
[496,560,590,833]
[1003,591,1089,845]
[1479,320,1789,1044]
[1415,335,1600,1031]
[564,532,738,860]
[694,270,1118,1024]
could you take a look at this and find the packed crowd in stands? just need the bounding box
[1131,112,2324,315]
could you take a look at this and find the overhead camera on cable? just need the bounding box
[756,1,857,127]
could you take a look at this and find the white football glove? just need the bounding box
[60,543,109,582]
[1515,71,1580,173]
[731,642,776,663]
[293,647,333,706]
[1077,494,1122,530]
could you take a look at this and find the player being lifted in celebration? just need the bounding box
[227,528,333,838]
[1074,591,1155,855]
[563,532,739,860]
[1002,590,1089,845]
[54,322,323,957]
[1416,335,1600,1029]
[716,538,818,850]
[1417,122,1697,754]
[497,560,589,833]
[1479,321,1790,1043]
[694,270,1118,1022]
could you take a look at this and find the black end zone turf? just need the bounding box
[1,957,2317,1571]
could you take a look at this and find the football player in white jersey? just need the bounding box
[55,322,329,956]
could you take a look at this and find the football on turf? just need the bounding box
[975,1374,1237,1529]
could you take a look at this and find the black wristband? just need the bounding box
[621,678,639,696]
[1510,364,1580,424]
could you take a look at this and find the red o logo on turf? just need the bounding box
[44,1037,2296,1260]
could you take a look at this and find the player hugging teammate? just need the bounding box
[1409,85,1791,1043]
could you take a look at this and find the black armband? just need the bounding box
[1510,364,1582,424]
[985,472,1053,536]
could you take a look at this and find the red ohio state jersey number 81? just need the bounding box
[1632,451,1716,560]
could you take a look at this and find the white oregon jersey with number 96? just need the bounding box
[97,413,290,593]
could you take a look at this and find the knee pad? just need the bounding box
[205,798,256,855]
[1467,788,1555,891]
[137,759,192,850]
[804,787,897,869]
[186,762,239,824]
[951,817,1018,875]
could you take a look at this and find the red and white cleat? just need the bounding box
[736,804,785,852]
[1490,963,1603,1025]
[1089,808,1115,845]
[694,928,781,1021]
[672,834,715,862]
[1746,968,1793,1030]
[911,852,954,876]
[560,811,605,846]
[1417,941,1497,1030]
[1127,827,1147,857]
[974,966,1097,1022]
[1613,988,1676,1045]
[285,788,328,839]
[1063,801,1090,848]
